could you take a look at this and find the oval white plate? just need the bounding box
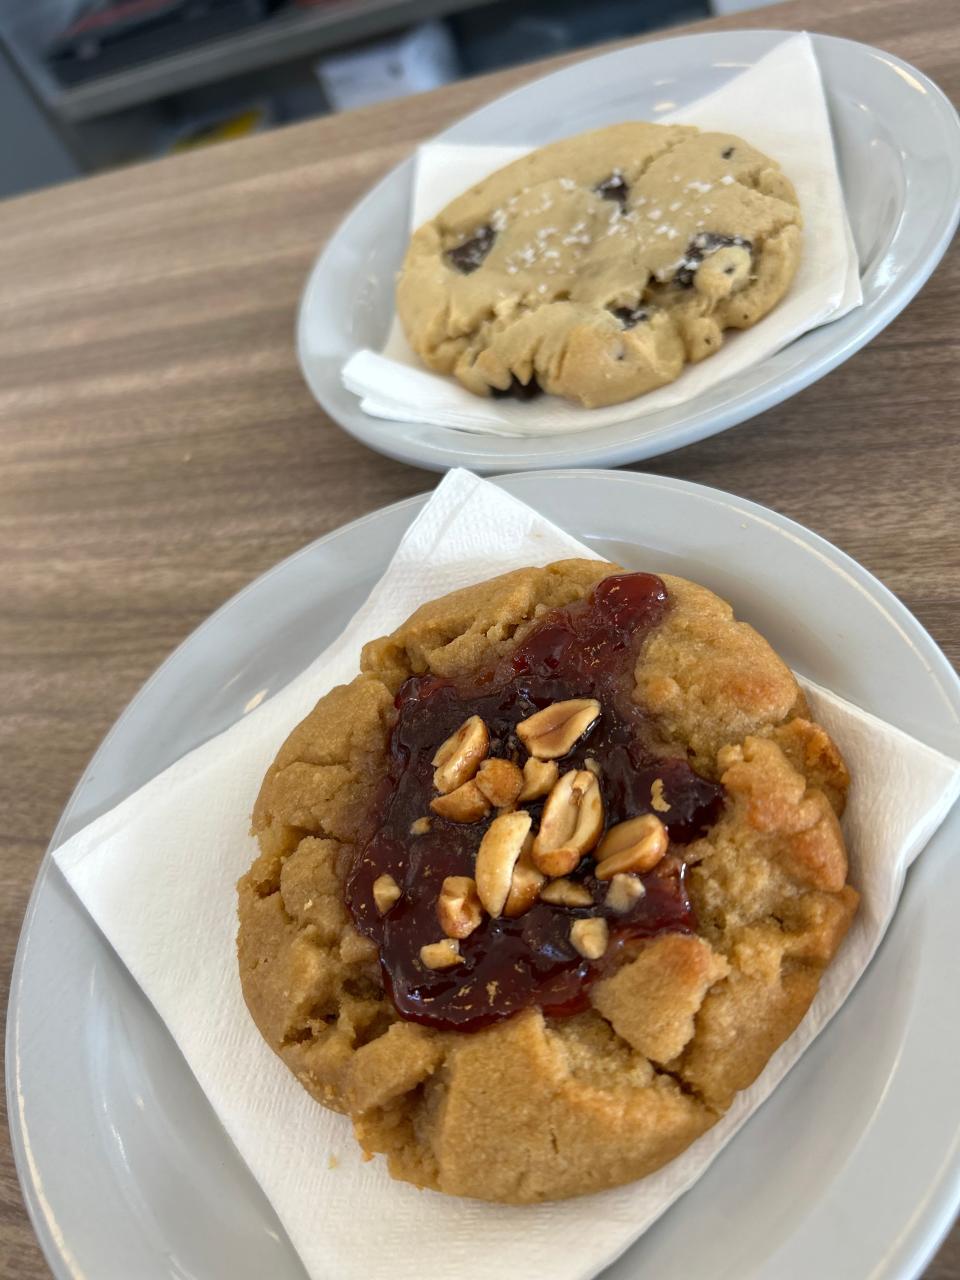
[8,470,960,1279]
[297,29,960,474]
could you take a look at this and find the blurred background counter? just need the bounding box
[0,0,777,198]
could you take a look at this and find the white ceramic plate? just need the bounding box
[8,470,960,1279]
[297,29,960,474]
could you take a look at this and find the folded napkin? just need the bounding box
[54,470,959,1280]
[341,33,863,436]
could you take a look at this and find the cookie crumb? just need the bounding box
[328,1154,339,1170]
[651,779,671,813]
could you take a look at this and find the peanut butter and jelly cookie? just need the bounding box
[396,123,802,407]
[238,561,856,1202]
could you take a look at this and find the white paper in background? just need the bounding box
[53,470,959,1280]
[341,33,863,436]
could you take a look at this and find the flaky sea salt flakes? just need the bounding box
[646,208,663,221]
[720,174,735,185]
[559,177,576,190]
[685,180,713,194]
[491,209,508,232]
[669,200,682,212]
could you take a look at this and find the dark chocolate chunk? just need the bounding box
[611,305,649,329]
[447,225,496,274]
[594,172,629,205]
[490,375,542,401]
[674,232,752,287]
[721,145,735,159]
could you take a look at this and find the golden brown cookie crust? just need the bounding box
[237,561,857,1202]
[396,124,802,407]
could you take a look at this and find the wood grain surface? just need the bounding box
[1,0,958,1275]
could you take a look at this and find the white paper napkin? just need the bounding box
[341,33,863,436]
[53,470,959,1280]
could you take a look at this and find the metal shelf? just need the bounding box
[44,0,500,123]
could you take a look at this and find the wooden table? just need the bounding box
[1,0,957,1273]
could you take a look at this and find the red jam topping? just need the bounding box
[346,573,724,1031]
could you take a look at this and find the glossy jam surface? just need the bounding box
[346,573,725,1031]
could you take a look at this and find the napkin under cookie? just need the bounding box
[341,33,862,436]
[53,470,959,1280]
